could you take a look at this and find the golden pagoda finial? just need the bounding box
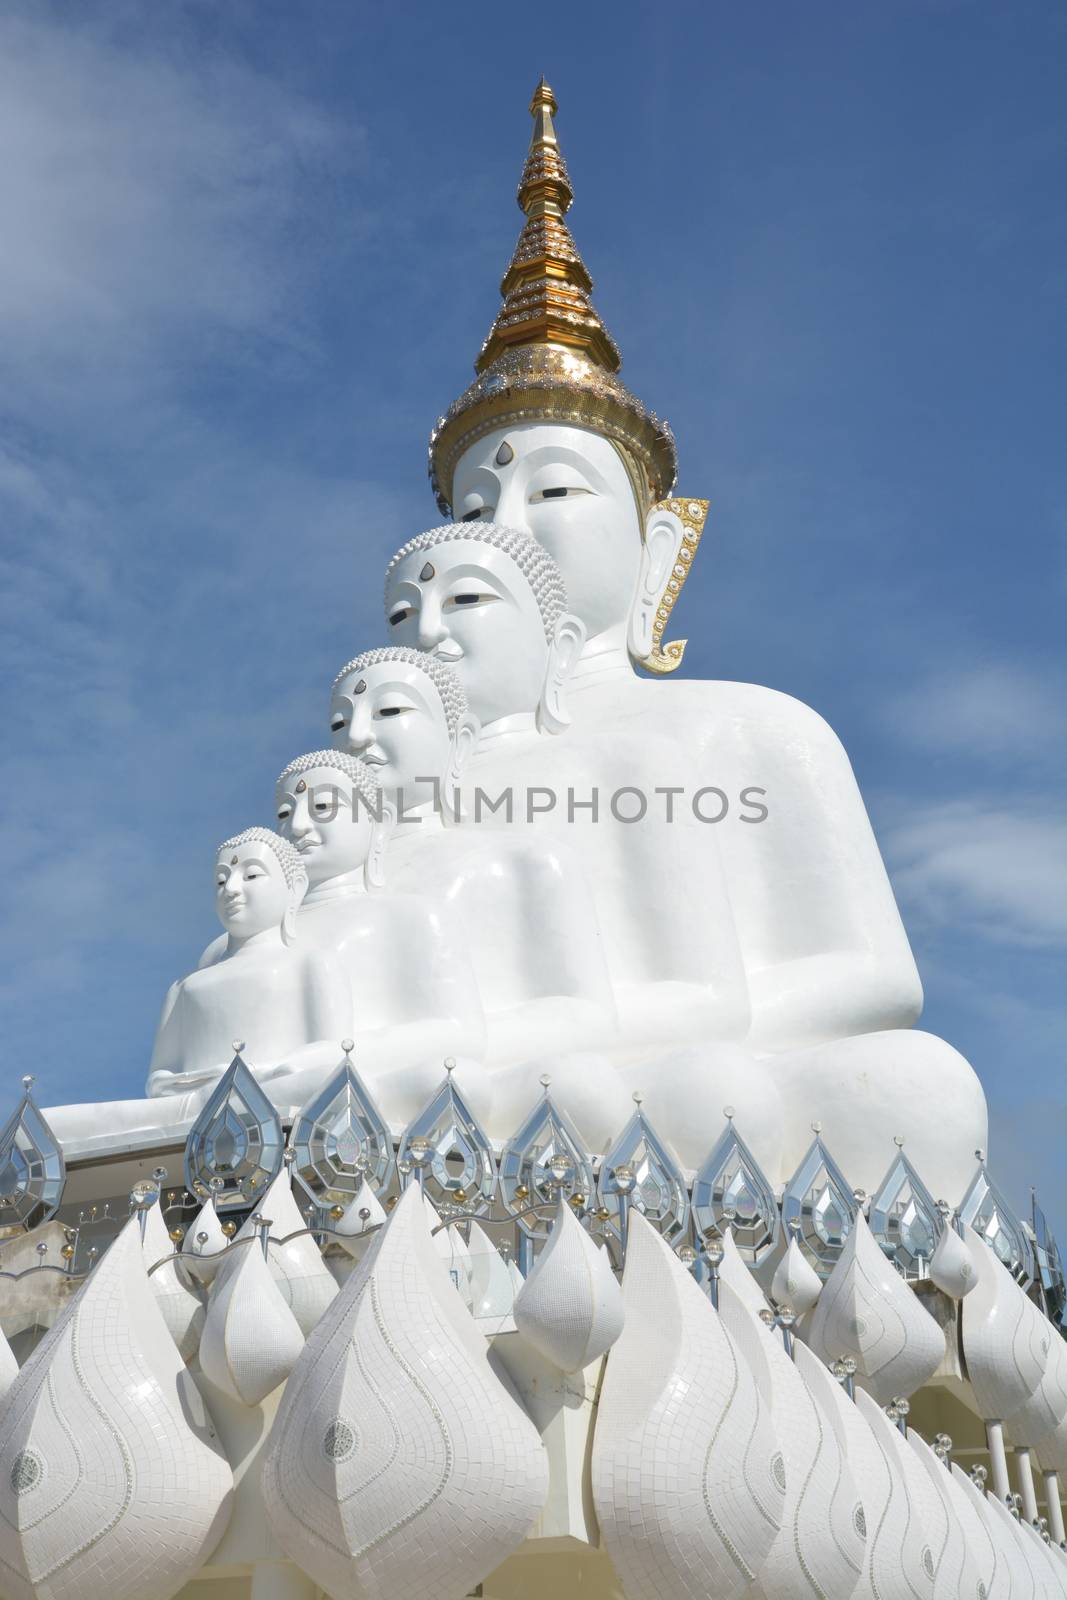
[476,81,619,375]
[429,80,679,534]
[517,80,572,218]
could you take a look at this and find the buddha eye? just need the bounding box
[388,605,412,626]
[460,506,493,522]
[330,714,346,732]
[529,485,589,503]
[378,706,407,717]
[445,592,491,610]
[276,806,292,822]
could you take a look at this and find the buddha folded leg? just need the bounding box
[615,1042,784,1176]
[45,1089,208,1157]
[487,1053,633,1153]
[771,1028,988,1199]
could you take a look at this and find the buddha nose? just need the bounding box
[493,477,528,534]
[416,601,447,651]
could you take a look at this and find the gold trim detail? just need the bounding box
[429,82,676,515]
[639,498,710,676]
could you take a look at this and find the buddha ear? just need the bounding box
[443,712,480,826]
[537,612,586,736]
[282,868,309,944]
[365,800,396,891]
[627,504,684,662]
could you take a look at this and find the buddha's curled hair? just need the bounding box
[384,522,567,641]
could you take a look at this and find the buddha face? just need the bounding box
[275,765,375,886]
[451,422,644,641]
[330,661,452,806]
[214,844,293,938]
[385,540,548,726]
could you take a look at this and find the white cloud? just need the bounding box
[883,797,1067,948]
[883,661,1066,760]
[0,10,366,423]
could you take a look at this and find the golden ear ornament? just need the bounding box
[638,497,710,676]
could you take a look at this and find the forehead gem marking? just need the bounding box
[230,855,238,865]
[419,562,435,581]
[295,779,307,793]
[495,440,514,466]
[353,679,367,694]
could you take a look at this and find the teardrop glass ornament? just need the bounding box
[958,1157,1034,1288]
[499,1089,594,1240]
[780,1135,857,1277]
[1031,1193,1065,1324]
[691,1115,779,1265]
[289,1052,391,1211]
[183,1048,284,1208]
[868,1148,940,1278]
[396,1068,497,1215]
[596,1108,689,1245]
[0,1085,65,1232]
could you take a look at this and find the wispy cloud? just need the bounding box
[0,9,368,424]
[882,797,1067,948]
[883,662,1067,762]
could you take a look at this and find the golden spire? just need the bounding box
[476,80,620,374]
[429,81,678,521]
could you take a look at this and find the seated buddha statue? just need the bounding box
[325,643,628,1142]
[48,827,351,1152]
[147,827,348,1105]
[382,522,783,1172]
[411,80,988,1195]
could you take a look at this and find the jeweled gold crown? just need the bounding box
[428,80,678,516]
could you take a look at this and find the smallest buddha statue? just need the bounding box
[147,827,350,1105]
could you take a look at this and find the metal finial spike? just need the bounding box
[723,1104,735,1121]
[975,1147,986,1163]
[341,1039,354,1055]
[811,1120,822,1135]
[632,1090,644,1107]
[893,1133,905,1148]
[444,1057,456,1075]
[21,1075,34,1092]
[232,1040,245,1055]
[539,1072,552,1091]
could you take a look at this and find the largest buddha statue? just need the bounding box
[410,80,987,1196]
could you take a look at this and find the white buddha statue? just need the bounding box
[383,523,782,1171]
[269,748,490,1125]
[324,643,628,1140]
[48,828,346,1153]
[147,827,348,1105]
[416,80,987,1193]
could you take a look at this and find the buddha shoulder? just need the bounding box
[590,673,852,765]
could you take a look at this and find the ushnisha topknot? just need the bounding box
[385,522,567,642]
[216,827,305,892]
[331,646,468,738]
[275,750,382,812]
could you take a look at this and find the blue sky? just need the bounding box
[1,1,1063,1221]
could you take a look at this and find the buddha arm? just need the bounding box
[145,981,185,1096]
[348,901,487,1070]
[707,686,923,1051]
